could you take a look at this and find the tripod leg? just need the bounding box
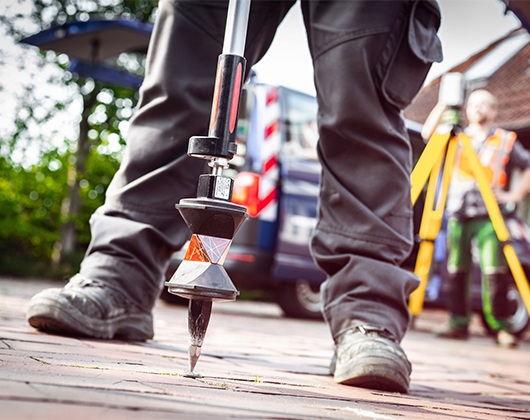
[411,131,452,205]
[459,135,530,316]
[409,240,434,315]
[502,245,530,314]
[409,135,457,315]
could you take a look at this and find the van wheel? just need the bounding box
[479,285,530,337]
[276,280,323,320]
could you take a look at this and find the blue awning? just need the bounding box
[20,18,153,89]
[69,59,143,90]
[21,18,153,62]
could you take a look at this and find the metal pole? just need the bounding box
[166,0,251,377]
[222,0,251,56]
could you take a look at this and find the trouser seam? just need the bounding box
[104,198,179,217]
[317,222,409,250]
[312,27,389,61]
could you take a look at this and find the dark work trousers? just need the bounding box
[79,0,442,343]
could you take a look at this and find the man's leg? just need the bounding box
[477,220,518,347]
[437,218,473,339]
[302,0,442,392]
[27,0,294,339]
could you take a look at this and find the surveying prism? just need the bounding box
[164,0,251,377]
[408,72,530,323]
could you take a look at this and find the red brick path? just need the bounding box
[1,277,529,419]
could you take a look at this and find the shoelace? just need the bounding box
[67,275,133,308]
[352,325,398,343]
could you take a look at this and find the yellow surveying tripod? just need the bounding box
[407,111,530,318]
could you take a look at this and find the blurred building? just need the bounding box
[405,27,530,148]
[405,26,530,219]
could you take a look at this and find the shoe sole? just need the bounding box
[436,332,469,340]
[334,354,410,393]
[497,342,518,348]
[27,295,153,341]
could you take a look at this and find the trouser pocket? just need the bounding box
[375,0,442,109]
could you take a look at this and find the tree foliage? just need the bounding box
[0,0,158,278]
[0,147,122,277]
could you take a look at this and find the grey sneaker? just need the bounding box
[496,330,518,348]
[27,275,154,341]
[331,325,411,393]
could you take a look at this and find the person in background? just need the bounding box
[421,89,530,348]
[26,0,443,393]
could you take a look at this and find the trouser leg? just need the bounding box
[483,273,513,330]
[80,0,294,311]
[481,257,512,332]
[445,218,474,326]
[446,271,471,327]
[476,219,511,330]
[304,0,441,342]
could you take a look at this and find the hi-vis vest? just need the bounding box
[455,128,516,189]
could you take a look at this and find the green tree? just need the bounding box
[0,0,157,276]
[0,146,121,277]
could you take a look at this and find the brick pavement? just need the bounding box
[1,277,529,419]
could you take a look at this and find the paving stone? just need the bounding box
[1,277,530,419]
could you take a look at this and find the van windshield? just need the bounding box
[281,88,318,161]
